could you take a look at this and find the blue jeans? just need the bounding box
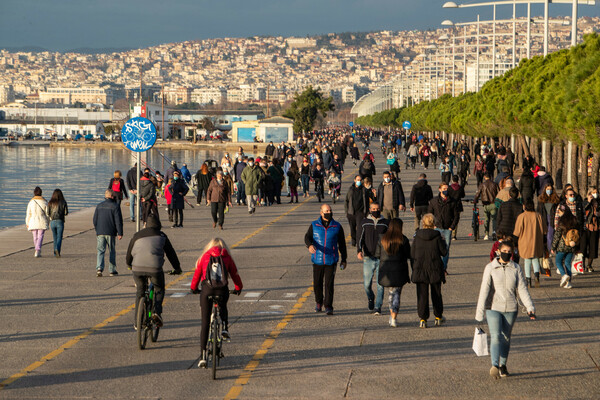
[388,286,403,313]
[236,181,246,204]
[522,258,540,278]
[129,194,137,221]
[436,228,452,270]
[555,252,573,278]
[301,174,310,194]
[96,235,117,273]
[50,220,64,254]
[363,257,384,310]
[485,310,517,367]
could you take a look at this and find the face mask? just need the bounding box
[371,211,381,219]
[568,196,576,203]
[367,151,371,154]
[217,179,223,184]
[384,177,391,183]
[322,212,333,221]
[224,171,229,175]
[365,185,371,189]
[323,150,327,153]
[500,252,512,262]
[441,190,448,196]
[248,162,254,167]
[355,181,362,187]
[546,189,553,195]
[593,193,598,199]
[174,176,179,180]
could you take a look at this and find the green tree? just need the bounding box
[284,86,335,133]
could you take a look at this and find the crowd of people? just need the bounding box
[23,126,597,378]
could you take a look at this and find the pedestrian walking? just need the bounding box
[93,190,123,277]
[377,170,406,220]
[427,182,459,271]
[169,171,188,228]
[378,218,411,327]
[301,159,311,197]
[140,172,158,225]
[518,169,536,204]
[165,160,180,183]
[180,163,192,184]
[207,170,232,230]
[513,200,547,287]
[496,187,523,243]
[126,163,140,223]
[234,156,248,205]
[345,175,372,247]
[46,188,68,257]
[439,155,452,184]
[26,186,49,258]
[407,142,419,169]
[411,213,447,328]
[195,163,212,206]
[409,174,433,231]
[267,159,284,204]
[350,143,360,166]
[473,155,485,187]
[241,157,263,214]
[287,161,300,203]
[582,187,600,272]
[108,170,128,205]
[551,205,579,289]
[305,204,348,315]
[357,203,389,315]
[449,175,465,240]
[164,179,173,223]
[359,157,376,181]
[474,173,500,240]
[475,239,536,379]
[536,183,559,276]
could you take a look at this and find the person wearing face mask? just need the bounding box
[241,157,263,214]
[207,169,232,230]
[357,203,389,314]
[476,240,536,380]
[581,187,600,272]
[265,141,275,157]
[363,148,375,163]
[427,183,459,271]
[534,166,554,196]
[283,155,294,197]
[551,205,579,288]
[345,175,372,247]
[536,183,560,275]
[267,159,284,204]
[305,204,348,315]
[513,200,547,288]
[169,171,188,228]
[359,156,376,181]
[377,171,406,220]
[322,146,333,171]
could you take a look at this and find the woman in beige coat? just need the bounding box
[26,186,49,258]
[513,199,547,287]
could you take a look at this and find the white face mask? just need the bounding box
[593,193,598,199]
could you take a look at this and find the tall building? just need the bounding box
[37,87,114,105]
[191,87,227,105]
[0,85,15,105]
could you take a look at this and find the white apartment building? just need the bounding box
[38,87,114,105]
[466,61,513,92]
[0,85,15,105]
[191,87,227,105]
[285,38,317,49]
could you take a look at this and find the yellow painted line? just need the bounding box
[0,198,312,391]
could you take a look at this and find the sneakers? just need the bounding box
[373,308,381,315]
[434,316,446,326]
[419,319,427,328]
[490,366,500,380]
[222,330,230,340]
[560,274,569,288]
[389,317,397,328]
[198,350,207,368]
[368,299,374,311]
[54,250,60,258]
[34,250,41,258]
[110,271,118,277]
[152,313,163,327]
[483,235,489,241]
[315,303,322,313]
[325,307,334,315]
[499,365,510,378]
[564,281,573,289]
[96,270,102,277]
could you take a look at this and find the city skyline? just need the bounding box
[2,0,597,52]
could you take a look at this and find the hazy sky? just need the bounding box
[1,0,596,51]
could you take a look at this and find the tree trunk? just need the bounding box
[562,142,569,190]
[544,140,552,174]
[553,142,563,190]
[580,144,589,196]
[519,135,531,158]
[571,143,579,194]
[591,152,600,190]
[515,137,522,172]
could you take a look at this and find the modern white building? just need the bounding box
[191,87,227,105]
[38,87,114,105]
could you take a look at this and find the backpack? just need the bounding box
[206,255,228,287]
[563,229,580,247]
[423,148,429,157]
[111,179,121,193]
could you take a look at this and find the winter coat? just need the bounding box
[180,165,192,183]
[267,165,283,185]
[265,144,275,156]
[410,229,447,284]
[234,161,247,182]
[93,198,123,237]
[164,183,173,205]
[409,179,433,208]
[475,258,535,321]
[169,179,189,210]
[287,169,300,188]
[241,165,263,195]
[108,178,128,200]
[496,199,523,237]
[207,179,231,204]
[518,174,536,203]
[378,235,411,287]
[350,147,360,160]
[139,177,156,203]
[46,200,69,222]
[449,183,465,213]
[323,151,333,170]
[551,226,579,253]
[474,179,499,205]
[584,199,600,231]
[535,172,554,196]
[513,211,547,259]
[537,196,558,251]
[377,181,406,211]
[357,216,389,258]
[26,196,49,231]
[196,171,212,190]
[191,246,243,291]
[359,160,376,180]
[125,215,181,274]
[427,195,459,230]
[557,199,585,232]
[345,184,371,216]
[126,166,140,192]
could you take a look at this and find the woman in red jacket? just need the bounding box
[191,238,243,368]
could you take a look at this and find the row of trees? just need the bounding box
[356,34,600,194]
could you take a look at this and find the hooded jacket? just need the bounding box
[191,246,243,291]
[169,179,189,209]
[428,195,460,230]
[409,179,433,208]
[26,196,49,231]
[377,180,406,211]
[357,215,389,258]
[378,236,411,287]
[410,228,447,284]
[126,215,180,274]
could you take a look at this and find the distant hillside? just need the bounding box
[0,46,134,54]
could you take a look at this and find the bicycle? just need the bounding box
[136,280,160,350]
[330,184,340,204]
[471,202,480,241]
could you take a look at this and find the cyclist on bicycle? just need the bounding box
[191,237,243,368]
[312,163,325,201]
[126,214,181,329]
[326,170,341,197]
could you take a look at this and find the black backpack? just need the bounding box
[206,255,228,288]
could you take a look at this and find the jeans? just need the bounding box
[363,257,384,310]
[50,220,64,254]
[301,174,310,194]
[483,203,497,236]
[523,257,540,278]
[388,286,403,313]
[236,181,246,204]
[96,235,117,273]
[32,229,45,252]
[129,194,137,221]
[555,252,573,278]
[486,310,517,367]
[436,228,452,270]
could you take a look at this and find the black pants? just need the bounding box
[313,264,336,309]
[142,201,158,224]
[173,208,183,226]
[347,212,365,246]
[274,181,282,204]
[416,282,443,321]
[414,205,429,230]
[133,271,165,322]
[422,156,430,168]
[167,205,173,222]
[200,282,230,351]
[452,215,461,239]
[442,172,451,185]
[581,230,600,261]
[197,188,207,204]
[211,202,225,226]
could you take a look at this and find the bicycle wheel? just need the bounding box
[137,297,147,350]
[211,316,218,380]
[151,325,160,342]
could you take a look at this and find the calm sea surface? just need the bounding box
[0,146,238,229]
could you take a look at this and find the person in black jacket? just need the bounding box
[126,163,140,222]
[169,171,189,228]
[411,213,447,328]
[93,190,123,277]
[409,174,433,231]
[378,218,411,328]
[359,158,376,181]
[377,171,406,220]
[496,187,523,244]
[448,175,466,240]
[265,141,275,157]
[345,175,374,246]
[427,182,459,271]
[126,214,181,329]
[518,169,536,204]
[357,203,389,315]
[108,170,128,205]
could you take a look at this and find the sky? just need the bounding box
[1,0,597,51]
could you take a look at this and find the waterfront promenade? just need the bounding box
[1,157,599,399]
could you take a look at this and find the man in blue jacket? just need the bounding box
[93,190,123,277]
[305,204,348,315]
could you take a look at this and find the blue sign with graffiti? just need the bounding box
[402,120,412,130]
[121,117,157,152]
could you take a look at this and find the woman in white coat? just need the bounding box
[26,186,49,257]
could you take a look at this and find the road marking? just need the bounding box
[170,292,187,298]
[234,299,297,303]
[253,311,285,315]
[0,196,312,391]
[284,293,298,298]
[244,292,262,298]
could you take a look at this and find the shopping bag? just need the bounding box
[472,327,489,357]
[542,257,550,271]
[571,253,584,275]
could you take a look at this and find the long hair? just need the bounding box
[557,207,577,232]
[381,218,404,255]
[199,237,234,264]
[200,163,209,174]
[538,183,560,204]
[47,189,65,209]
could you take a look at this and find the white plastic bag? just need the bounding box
[571,253,584,275]
[472,327,489,357]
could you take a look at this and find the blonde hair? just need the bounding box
[199,237,234,264]
[422,213,435,229]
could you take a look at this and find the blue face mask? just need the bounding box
[442,190,448,196]
[355,181,362,187]
[546,189,553,195]
[568,196,576,203]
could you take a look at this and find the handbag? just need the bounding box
[571,253,584,275]
[472,327,489,357]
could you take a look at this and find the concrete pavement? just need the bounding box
[1,154,599,399]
